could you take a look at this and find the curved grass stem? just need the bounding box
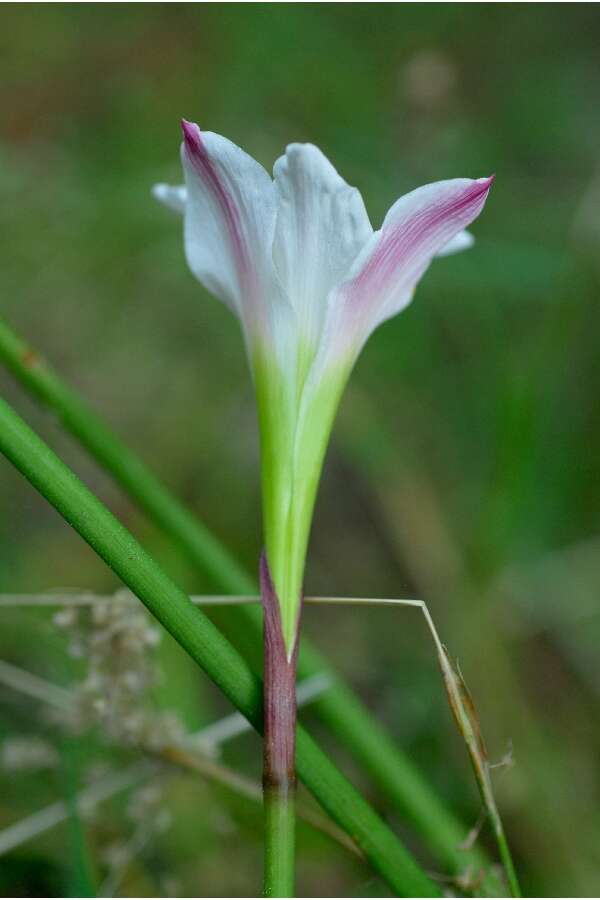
[309,596,520,897]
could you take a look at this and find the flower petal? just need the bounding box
[152,183,187,215]
[272,144,372,351]
[180,120,277,321]
[324,176,493,360]
[436,228,474,257]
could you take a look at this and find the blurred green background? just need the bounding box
[1,3,600,896]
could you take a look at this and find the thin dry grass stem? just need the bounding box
[0,659,73,710]
[0,763,154,855]
[306,594,521,897]
[0,591,424,608]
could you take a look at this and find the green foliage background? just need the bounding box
[1,3,600,896]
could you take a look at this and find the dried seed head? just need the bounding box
[54,591,184,749]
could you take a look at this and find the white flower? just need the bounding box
[154,121,493,653]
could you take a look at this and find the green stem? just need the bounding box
[0,317,492,886]
[0,394,438,898]
[264,786,295,898]
[495,818,521,898]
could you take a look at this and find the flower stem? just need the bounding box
[494,814,521,898]
[264,787,295,898]
[261,555,299,897]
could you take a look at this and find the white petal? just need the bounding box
[272,144,372,350]
[436,229,474,257]
[180,121,277,322]
[152,183,187,215]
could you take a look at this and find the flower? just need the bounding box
[154,121,493,654]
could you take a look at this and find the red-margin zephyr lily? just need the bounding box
[154,120,493,655]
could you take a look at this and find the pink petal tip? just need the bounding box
[181,119,202,153]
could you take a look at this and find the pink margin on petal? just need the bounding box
[181,119,253,288]
[354,176,494,297]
